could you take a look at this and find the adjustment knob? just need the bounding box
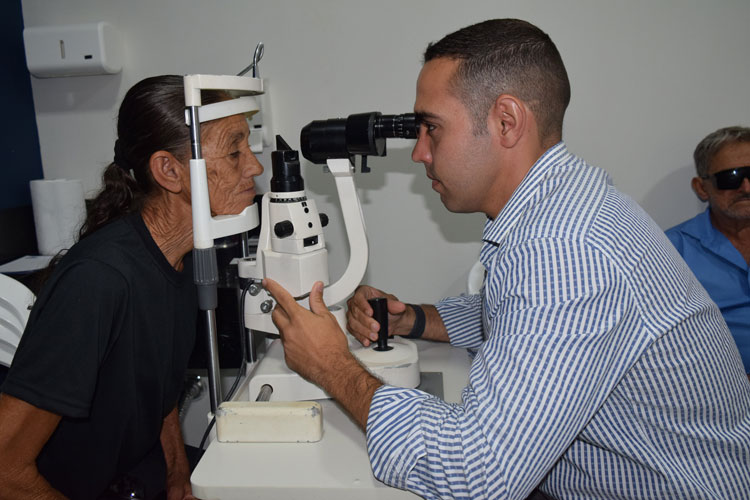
[319,213,329,227]
[274,220,294,238]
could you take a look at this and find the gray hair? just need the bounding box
[694,126,750,177]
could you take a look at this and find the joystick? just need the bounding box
[368,297,393,352]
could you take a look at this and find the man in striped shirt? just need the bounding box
[265,19,750,499]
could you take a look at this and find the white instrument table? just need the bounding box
[191,340,471,500]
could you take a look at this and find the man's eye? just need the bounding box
[229,151,241,159]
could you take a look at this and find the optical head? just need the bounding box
[300,112,417,165]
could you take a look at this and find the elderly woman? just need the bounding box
[0,75,263,499]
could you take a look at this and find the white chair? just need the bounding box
[0,273,35,367]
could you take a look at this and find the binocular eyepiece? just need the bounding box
[300,112,417,165]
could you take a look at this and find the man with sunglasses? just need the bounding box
[667,126,750,379]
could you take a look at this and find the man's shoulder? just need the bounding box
[664,209,710,249]
[506,155,609,240]
[665,210,706,236]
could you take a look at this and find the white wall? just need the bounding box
[21,0,750,303]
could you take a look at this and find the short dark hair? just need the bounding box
[424,19,570,145]
[693,126,750,177]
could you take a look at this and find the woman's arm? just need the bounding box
[0,393,67,499]
[160,406,196,500]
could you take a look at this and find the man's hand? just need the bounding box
[264,279,352,383]
[264,279,383,430]
[345,285,413,346]
[347,285,451,344]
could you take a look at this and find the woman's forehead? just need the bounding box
[203,114,250,148]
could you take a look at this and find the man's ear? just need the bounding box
[691,176,710,202]
[149,151,186,194]
[489,95,526,148]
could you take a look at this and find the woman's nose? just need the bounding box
[243,148,264,177]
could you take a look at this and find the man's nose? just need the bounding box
[411,132,431,164]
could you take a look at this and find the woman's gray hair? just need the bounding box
[694,126,750,177]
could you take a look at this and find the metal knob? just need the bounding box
[274,220,294,238]
[260,299,274,313]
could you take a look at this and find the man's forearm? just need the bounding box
[318,355,383,431]
[394,304,450,343]
[420,304,451,342]
[322,305,446,430]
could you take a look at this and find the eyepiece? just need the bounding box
[374,114,418,140]
[271,134,304,192]
[300,112,417,165]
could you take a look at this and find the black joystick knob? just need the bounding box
[274,220,294,238]
[319,213,329,227]
[368,297,392,352]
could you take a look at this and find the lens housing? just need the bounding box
[271,135,304,192]
[300,112,417,164]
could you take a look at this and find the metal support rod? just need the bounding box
[203,309,223,414]
[256,384,273,402]
[239,231,257,364]
[188,106,202,159]
[240,232,250,258]
[189,104,222,412]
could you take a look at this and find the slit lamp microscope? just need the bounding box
[240,112,421,403]
[185,64,422,426]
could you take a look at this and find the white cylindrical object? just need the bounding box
[351,338,420,389]
[30,179,86,255]
[189,159,213,249]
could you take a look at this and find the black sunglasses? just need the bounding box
[703,166,750,190]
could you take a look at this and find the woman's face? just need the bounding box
[200,114,264,215]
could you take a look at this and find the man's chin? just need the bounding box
[723,202,750,220]
[440,195,476,214]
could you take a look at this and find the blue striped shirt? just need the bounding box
[366,143,750,499]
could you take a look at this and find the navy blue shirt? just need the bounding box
[2,213,197,499]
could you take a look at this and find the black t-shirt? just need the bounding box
[2,213,197,499]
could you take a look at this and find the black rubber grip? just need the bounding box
[193,247,219,310]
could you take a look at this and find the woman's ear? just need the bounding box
[149,151,186,194]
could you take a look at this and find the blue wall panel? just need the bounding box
[1,0,44,211]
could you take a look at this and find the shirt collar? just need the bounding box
[482,142,572,246]
[685,208,748,270]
